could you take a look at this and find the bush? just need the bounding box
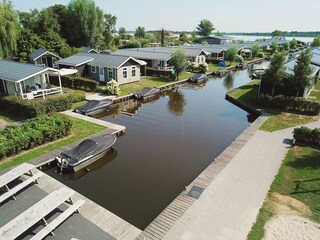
[235,55,244,63]
[99,80,121,95]
[0,113,72,159]
[293,127,320,146]
[50,76,99,91]
[0,91,85,118]
[251,94,320,115]
[257,52,265,58]
[198,63,208,73]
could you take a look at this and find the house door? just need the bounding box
[99,67,105,82]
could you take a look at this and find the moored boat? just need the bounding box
[75,99,113,116]
[188,73,207,83]
[56,134,117,172]
[132,87,160,100]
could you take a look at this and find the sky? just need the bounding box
[9,0,320,32]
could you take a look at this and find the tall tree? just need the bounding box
[66,0,105,49]
[224,45,238,66]
[104,13,117,49]
[179,32,188,44]
[135,26,145,39]
[270,41,278,53]
[0,0,20,58]
[311,35,320,47]
[196,19,214,37]
[161,28,165,46]
[290,39,297,49]
[271,30,282,37]
[168,48,188,80]
[264,51,286,96]
[291,48,313,97]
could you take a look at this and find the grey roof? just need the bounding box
[285,57,320,77]
[81,47,99,53]
[0,60,56,83]
[56,55,94,67]
[112,49,172,61]
[29,48,60,61]
[199,36,234,40]
[77,53,143,68]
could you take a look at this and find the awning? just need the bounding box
[49,68,78,76]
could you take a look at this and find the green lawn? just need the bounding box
[228,80,260,105]
[308,81,320,103]
[248,145,320,239]
[0,117,106,170]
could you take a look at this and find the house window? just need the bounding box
[123,68,127,79]
[132,66,136,77]
[108,69,113,79]
[91,66,96,73]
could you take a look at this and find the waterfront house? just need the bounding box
[0,60,64,100]
[29,48,61,68]
[112,47,208,71]
[57,53,145,85]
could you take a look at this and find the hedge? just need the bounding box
[293,127,320,146]
[0,91,85,118]
[0,113,72,159]
[50,76,99,91]
[251,94,320,115]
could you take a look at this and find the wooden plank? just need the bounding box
[29,199,85,240]
[0,187,74,239]
[0,163,34,188]
[0,172,43,203]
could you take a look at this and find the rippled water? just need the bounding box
[47,65,264,229]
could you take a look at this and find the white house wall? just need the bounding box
[117,65,141,85]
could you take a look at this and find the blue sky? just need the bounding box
[10,0,320,32]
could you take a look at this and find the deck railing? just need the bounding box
[22,87,62,100]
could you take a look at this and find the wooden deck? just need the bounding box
[136,115,268,240]
[35,169,141,240]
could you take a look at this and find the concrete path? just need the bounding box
[85,93,116,101]
[162,120,320,240]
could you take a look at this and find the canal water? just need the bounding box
[47,66,261,230]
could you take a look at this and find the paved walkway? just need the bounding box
[162,120,320,240]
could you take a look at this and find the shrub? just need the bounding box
[0,113,72,159]
[251,94,320,115]
[99,80,121,95]
[235,55,244,63]
[198,63,208,73]
[293,127,320,146]
[257,52,265,58]
[0,91,85,118]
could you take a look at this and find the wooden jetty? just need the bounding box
[136,115,268,240]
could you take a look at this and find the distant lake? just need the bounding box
[225,35,314,42]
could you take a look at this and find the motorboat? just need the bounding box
[75,99,113,116]
[132,87,160,100]
[188,73,207,83]
[56,134,117,172]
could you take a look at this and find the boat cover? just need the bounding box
[133,87,160,98]
[76,99,112,113]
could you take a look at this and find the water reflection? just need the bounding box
[167,90,186,116]
[223,73,234,90]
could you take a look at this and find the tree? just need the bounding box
[168,48,188,80]
[134,26,145,39]
[161,28,165,46]
[251,44,261,58]
[282,42,289,51]
[224,46,238,66]
[196,19,214,37]
[179,32,188,43]
[0,0,20,58]
[66,0,105,48]
[290,38,297,49]
[311,35,320,47]
[264,51,286,96]
[291,48,313,97]
[104,13,117,49]
[118,27,127,39]
[271,30,282,37]
[270,41,278,53]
